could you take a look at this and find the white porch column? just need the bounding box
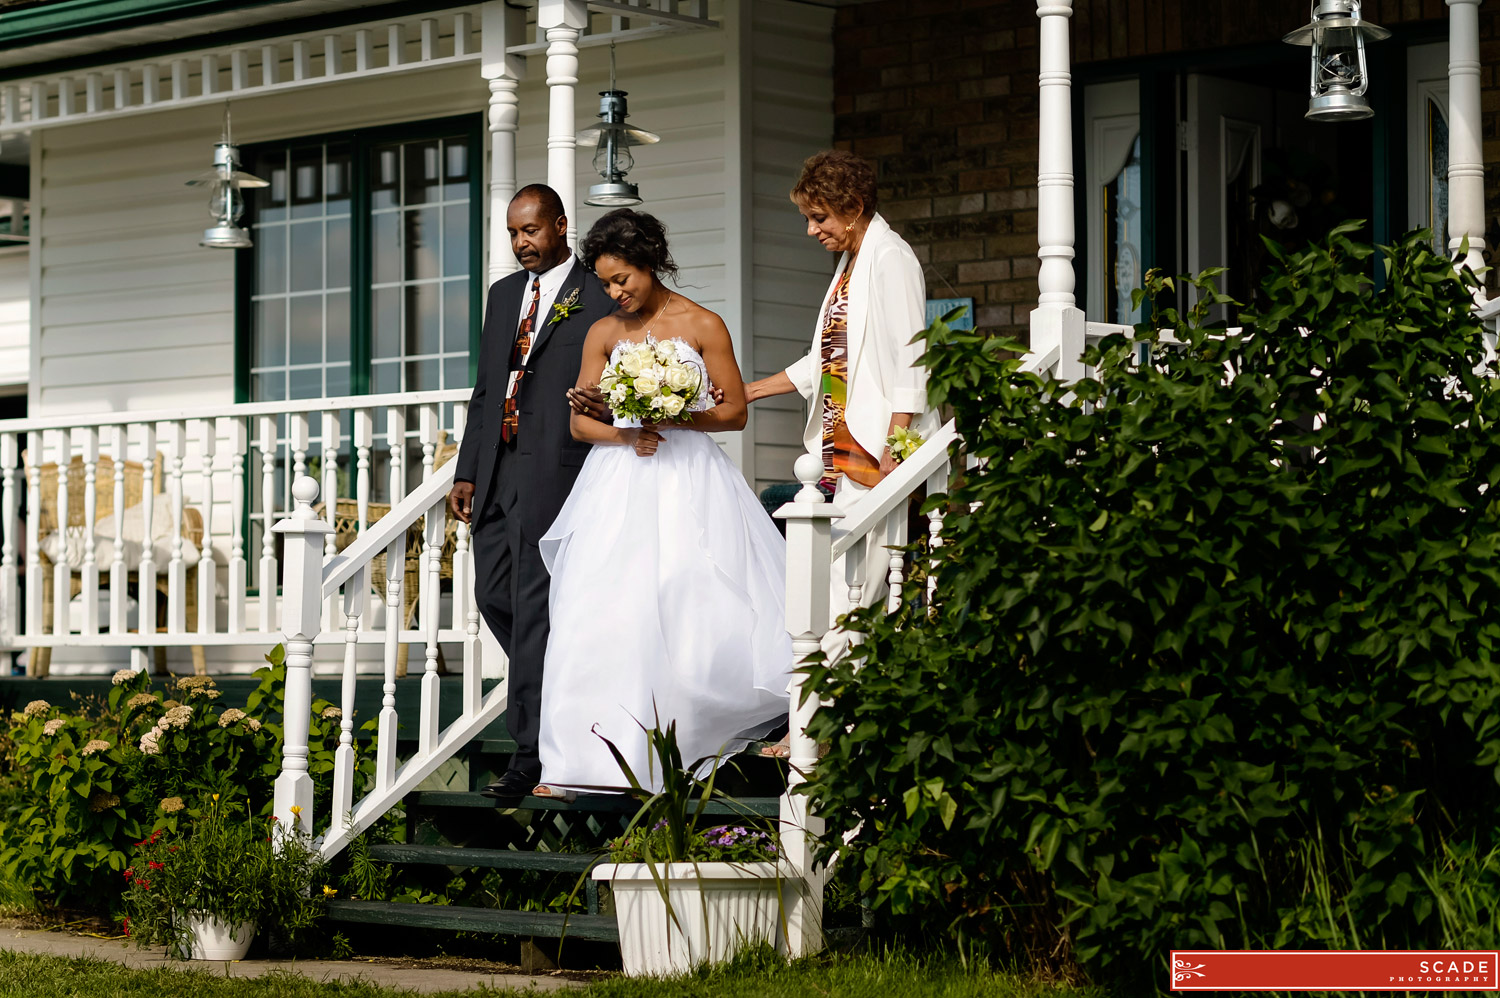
[1031,0,1087,380]
[1447,0,1487,298]
[482,1,527,285]
[540,0,588,251]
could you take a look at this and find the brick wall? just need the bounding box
[832,0,1500,342]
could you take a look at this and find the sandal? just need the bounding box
[531,784,578,803]
[760,736,791,759]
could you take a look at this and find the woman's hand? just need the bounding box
[631,425,663,457]
[878,447,900,479]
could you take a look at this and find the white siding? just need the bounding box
[748,0,834,491]
[0,249,29,388]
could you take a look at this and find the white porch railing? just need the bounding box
[0,389,473,674]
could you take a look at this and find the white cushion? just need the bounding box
[41,493,201,571]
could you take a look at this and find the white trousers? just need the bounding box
[823,475,892,659]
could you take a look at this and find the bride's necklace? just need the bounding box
[637,291,673,339]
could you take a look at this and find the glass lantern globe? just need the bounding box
[1283,0,1390,122]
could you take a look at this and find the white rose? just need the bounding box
[664,364,697,393]
[649,395,666,410]
[654,340,677,363]
[598,370,619,391]
[619,350,646,377]
[661,394,687,417]
[634,373,661,396]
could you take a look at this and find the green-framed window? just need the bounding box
[235,114,483,404]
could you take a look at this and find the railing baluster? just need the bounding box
[321,411,342,642]
[166,421,187,635]
[138,424,158,638]
[202,54,220,96]
[226,418,248,633]
[261,44,280,85]
[330,565,366,839]
[885,507,907,615]
[171,59,188,101]
[324,34,343,76]
[51,429,71,637]
[421,18,438,60]
[418,495,442,755]
[452,407,480,715]
[926,463,948,611]
[109,426,128,633]
[197,419,217,635]
[258,415,279,633]
[289,411,310,482]
[388,24,406,67]
[231,50,250,90]
[453,12,473,57]
[25,431,41,644]
[385,405,406,674]
[112,69,129,110]
[0,433,18,644]
[355,29,373,72]
[354,409,372,532]
[80,428,100,634]
[85,73,102,113]
[377,539,402,790]
[292,39,311,81]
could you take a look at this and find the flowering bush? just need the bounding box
[600,336,703,422]
[611,820,779,865]
[0,646,373,914]
[121,792,327,955]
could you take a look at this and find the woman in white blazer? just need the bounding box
[745,150,933,631]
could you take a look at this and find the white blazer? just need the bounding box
[785,213,933,463]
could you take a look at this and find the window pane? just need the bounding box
[371,360,400,394]
[406,358,439,392]
[373,287,400,359]
[254,300,286,367]
[252,150,288,223]
[372,212,400,285]
[406,283,440,356]
[326,143,352,216]
[443,138,470,201]
[371,145,400,210]
[326,363,350,398]
[406,207,440,281]
[256,225,286,295]
[404,140,441,206]
[326,216,350,290]
[1103,134,1143,326]
[290,146,323,220]
[253,372,285,401]
[444,280,469,352]
[444,355,469,390]
[289,367,322,399]
[326,291,351,364]
[443,203,469,277]
[289,220,324,293]
[289,295,322,366]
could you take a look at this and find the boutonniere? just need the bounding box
[550,288,582,324]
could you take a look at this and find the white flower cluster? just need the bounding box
[42,718,66,736]
[138,729,161,755]
[110,668,137,686]
[22,699,49,719]
[218,708,247,728]
[600,337,702,421]
[81,739,111,756]
[159,705,193,730]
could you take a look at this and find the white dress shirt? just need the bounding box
[513,255,578,363]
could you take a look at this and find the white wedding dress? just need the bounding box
[537,338,792,793]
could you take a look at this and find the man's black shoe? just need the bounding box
[479,768,537,805]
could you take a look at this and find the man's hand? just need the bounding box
[566,385,611,422]
[449,481,475,525]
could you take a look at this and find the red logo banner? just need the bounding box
[1170,950,1500,991]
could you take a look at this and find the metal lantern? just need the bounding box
[577,45,659,207]
[186,107,268,249]
[1283,0,1390,122]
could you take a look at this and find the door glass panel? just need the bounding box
[1427,98,1450,254]
[1103,135,1144,326]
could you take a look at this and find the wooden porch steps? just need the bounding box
[404,790,780,816]
[367,842,601,872]
[325,899,620,941]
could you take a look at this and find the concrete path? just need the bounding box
[0,925,585,993]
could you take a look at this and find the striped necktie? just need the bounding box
[501,276,541,444]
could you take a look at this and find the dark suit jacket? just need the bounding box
[454,257,617,540]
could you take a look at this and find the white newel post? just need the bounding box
[272,476,333,841]
[1032,0,1087,381]
[482,0,526,284]
[540,0,587,251]
[1447,0,1487,297]
[775,452,837,958]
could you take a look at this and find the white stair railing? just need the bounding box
[271,461,502,858]
[774,341,1066,957]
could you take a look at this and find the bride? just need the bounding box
[534,208,792,797]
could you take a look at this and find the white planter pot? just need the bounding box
[178,912,256,961]
[593,862,799,977]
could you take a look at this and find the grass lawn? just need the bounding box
[0,948,1104,998]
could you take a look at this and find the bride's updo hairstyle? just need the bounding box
[581,208,680,282]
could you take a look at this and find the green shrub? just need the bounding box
[802,226,1500,987]
[0,648,372,914]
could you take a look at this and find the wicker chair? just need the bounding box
[25,452,206,678]
[318,437,460,677]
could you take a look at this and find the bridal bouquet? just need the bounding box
[599,337,703,422]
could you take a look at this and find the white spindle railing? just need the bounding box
[0,389,471,675]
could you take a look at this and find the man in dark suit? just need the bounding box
[449,184,616,804]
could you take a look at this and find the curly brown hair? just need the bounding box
[789,149,878,220]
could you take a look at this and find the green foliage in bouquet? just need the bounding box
[801,225,1500,987]
[120,792,327,954]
